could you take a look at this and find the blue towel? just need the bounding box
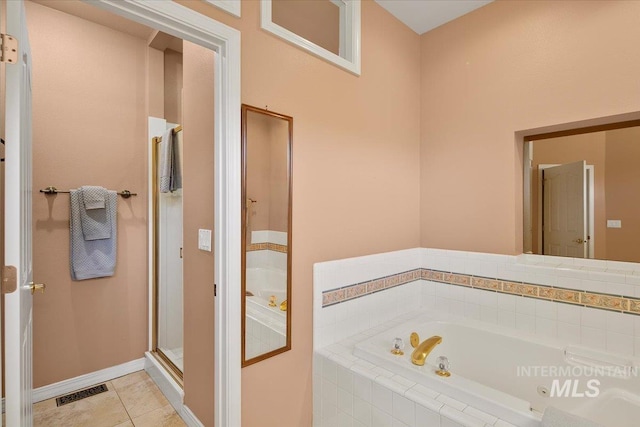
[81,185,106,210]
[79,186,111,240]
[70,189,117,280]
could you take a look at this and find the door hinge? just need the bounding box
[0,34,18,64]
[2,265,18,294]
[214,283,217,297]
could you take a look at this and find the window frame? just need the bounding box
[260,0,361,75]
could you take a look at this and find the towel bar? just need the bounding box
[40,186,137,199]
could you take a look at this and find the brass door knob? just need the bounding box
[573,238,585,244]
[30,282,46,295]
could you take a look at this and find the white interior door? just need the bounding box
[3,0,34,425]
[543,160,587,258]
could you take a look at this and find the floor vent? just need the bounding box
[55,384,108,407]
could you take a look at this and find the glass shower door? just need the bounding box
[152,118,184,377]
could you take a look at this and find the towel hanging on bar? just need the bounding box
[158,127,182,193]
[70,189,117,280]
[40,186,137,198]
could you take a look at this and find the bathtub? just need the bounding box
[246,267,286,303]
[245,296,286,359]
[353,313,640,427]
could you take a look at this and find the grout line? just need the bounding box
[112,375,137,425]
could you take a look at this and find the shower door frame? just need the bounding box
[151,123,185,384]
[87,1,242,426]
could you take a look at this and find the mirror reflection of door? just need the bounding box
[241,105,292,366]
[524,123,640,262]
[541,161,589,258]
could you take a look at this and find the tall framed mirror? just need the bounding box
[241,104,293,366]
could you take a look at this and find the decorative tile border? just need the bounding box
[322,268,640,315]
[321,269,422,307]
[247,242,287,253]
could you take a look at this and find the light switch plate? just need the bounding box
[607,220,622,229]
[198,229,212,251]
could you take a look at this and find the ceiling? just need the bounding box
[374,0,494,35]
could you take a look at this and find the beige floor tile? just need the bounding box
[115,374,169,418]
[33,387,130,427]
[131,404,186,427]
[33,397,58,414]
[111,371,149,391]
[113,422,134,427]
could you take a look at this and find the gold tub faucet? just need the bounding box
[410,333,442,366]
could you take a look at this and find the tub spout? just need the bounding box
[410,334,442,366]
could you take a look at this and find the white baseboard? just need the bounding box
[1,355,204,427]
[33,358,145,403]
[181,405,205,427]
[144,352,204,427]
[144,352,184,412]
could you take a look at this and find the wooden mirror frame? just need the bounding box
[241,104,293,367]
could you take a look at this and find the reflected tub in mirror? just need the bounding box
[241,104,293,366]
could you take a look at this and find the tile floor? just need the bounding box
[32,370,186,427]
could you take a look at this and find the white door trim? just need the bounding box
[84,2,242,426]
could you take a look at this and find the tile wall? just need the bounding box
[313,248,640,426]
[315,248,640,356]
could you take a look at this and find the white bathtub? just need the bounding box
[246,267,286,303]
[354,313,640,427]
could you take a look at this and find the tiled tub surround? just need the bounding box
[353,312,640,427]
[313,248,640,426]
[245,300,286,359]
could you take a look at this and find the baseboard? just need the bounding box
[2,355,204,427]
[144,352,204,427]
[33,358,145,403]
[144,352,184,412]
[181,405,205,427]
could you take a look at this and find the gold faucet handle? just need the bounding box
[410,332,420,348]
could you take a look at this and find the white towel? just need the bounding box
[542,406,604,427]
[70,189,117,280]
[159,128,182,193]
[79,186,111,240]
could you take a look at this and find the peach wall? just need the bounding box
[148,47,165,119]
[246,111,289,234]
[182,40,216,427]
[268,117,289,233]
[531,133,607,258]
[26,1,148,387]
[420,0,640,255]
[272,0,340,55]
[177,1,421,425]
[246,112,272,232]
[164,48,183,125]
[605,126,640,262]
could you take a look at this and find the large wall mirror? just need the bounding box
[241,104,293,366]
[523,119,640,263]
